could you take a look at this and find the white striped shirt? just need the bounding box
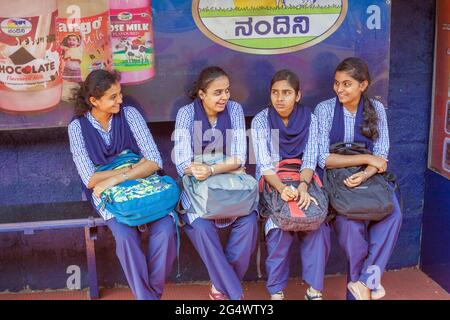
[251,108,319,235]
[173,100,247,227]
[314,97,390,169]
[68,106,163,220]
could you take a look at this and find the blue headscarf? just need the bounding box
[268,103,311,159]
[193,97,232,156]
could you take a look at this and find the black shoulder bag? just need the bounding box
[323,142,400,221]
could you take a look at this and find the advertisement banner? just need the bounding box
[0,0,391,130]
[429,0,450,179]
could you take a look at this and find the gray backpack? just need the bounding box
[182,154,259,219]
[259,159,329,232]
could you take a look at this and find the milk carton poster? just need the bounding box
[0,0,390,130]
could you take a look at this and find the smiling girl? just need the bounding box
[315,57,402,300]
[68,70,176,300]
[173,66,258,300]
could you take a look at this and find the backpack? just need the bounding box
[181,153,259,219]
[96,150,181,227]
[258,159,329,232]
[323,142,397,221]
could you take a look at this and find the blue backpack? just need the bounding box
[96,150,182,278]
[96,150,181,227]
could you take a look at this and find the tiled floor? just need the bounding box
[0,268,448,300]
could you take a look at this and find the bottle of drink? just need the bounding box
[109,0,155,85]
[57,0,112,101]
[0,0,62,113]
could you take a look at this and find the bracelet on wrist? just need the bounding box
[299,180,310,188]
[210,165,215,175]
[362,171,369,180]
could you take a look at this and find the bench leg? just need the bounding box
[84,226,100,300]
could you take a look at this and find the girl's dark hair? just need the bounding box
[74,70,121,116]
[270,69,300,93]
[189,66,229,99]
[335,57,379,140]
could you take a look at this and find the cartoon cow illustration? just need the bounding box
[115,38,129,52]
[116,38,148,64]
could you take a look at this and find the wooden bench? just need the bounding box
[0,201,106,299]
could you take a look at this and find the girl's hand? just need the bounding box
[93,176,120,197]
[190,163,213,181]
[280,185,298,202]
[344,171,368,188]
[367,155,388,173]
[297,190,318,210]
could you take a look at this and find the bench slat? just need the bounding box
[0,218,106,233]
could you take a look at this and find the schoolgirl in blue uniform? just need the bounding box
[68,70,176,300]
[315,57,402,300]
[173,66,258,300]
[251,69,331,300]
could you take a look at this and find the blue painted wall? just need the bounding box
[384,0,435,270]
[0,0,436,291]
[421,171,450,292]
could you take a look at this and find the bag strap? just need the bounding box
[260,159,324,193]
[275,158,302,171]
[175,197,188,216]
[322,167,332,191]
[383,172,404,214]
[288,200,306,217]
[311,173,324,188]
[96,197,107,212]
[329,142,372,155]
[259,159,302,192]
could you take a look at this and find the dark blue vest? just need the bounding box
[329,97,374,152]
[317,97,375,180]
[193,98,233,156]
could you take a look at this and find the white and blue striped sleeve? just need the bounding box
[372,100,390,159]
[301,113,318,171]
[229,101,247,166]
[314,100,333,169]
[251,110,275,174]
[68,119,96,187]
[174,105,194,177]
[124,106,163,168]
